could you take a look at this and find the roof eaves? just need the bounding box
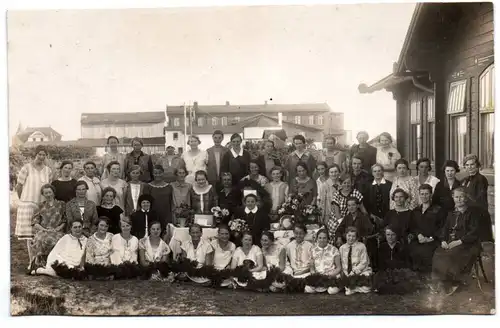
[396,3,425,73]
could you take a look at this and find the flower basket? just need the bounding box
[174,203,195,227]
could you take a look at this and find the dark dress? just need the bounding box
[97,205,124,235]
[51,179,77,203]
[432,207,481,284]
[349,144,377,172]
[351,170,373,203]
[220,150,251,186]
[217,187,243,222]
[383,209,412,244]
[130,209,161,239]
[233,206,270,247]
[366,180,393,219]
[377,241,409,271]
[461,173,494,242]
[124,151,154,183]
[373,241,413,294]
[144,183,174,227]
[432,179,461,212]
[408,205,446,273]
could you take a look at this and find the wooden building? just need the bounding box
[359,2,494,187]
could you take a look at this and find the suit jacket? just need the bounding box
[366,180,393,219]
[124,151,154,183]
[124,182,147,216]
[233,206,270,247]
[155,155,185,183]
[130,209,161,239]
[65,198,98,237]
[349,144,377,172]
[256,154,282,180]
[206,146,229,186]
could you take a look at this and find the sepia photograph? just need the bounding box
[6,1,496,317]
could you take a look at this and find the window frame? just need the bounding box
[221,116,227,126]
[479,64,495,170]
[317,115,324,126]
[447,80,467,114]
[409,95,423,162]
[173,118,180,127]
[212,117,219,126]
[308,115,314,125]
[197,117,204,127]
[294,116,301,125]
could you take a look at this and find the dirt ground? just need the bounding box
[9,211,496,316]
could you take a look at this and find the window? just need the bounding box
[174,118,180,127]
[282,115,287,122]
[221,117,227,126]
[317,115,324,125]
[426,96,435,162]
[480,64,495,169]
[173,133,178,141]
[234,116,240,123]
[447,80,467,113]
[294,116,301,124]
[308,115,314,125]
[212,117,219,126]
[410,97,422,161]
[450,116,467,164]
[197,117,204,126]
[40,137,44,142]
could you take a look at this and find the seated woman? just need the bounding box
[110,216,139,265]
[180,223,214,285]
[231,231,267,287]
[211,224,236,287]
[32,219,87,277]
[218,172,243,221]
[97,187,124,235]
[66,180,99,237]
[409,184,446,275]
[139,221,171,281]
[130,194,160,240]
[305,229,342,295]
[85,216,113,267]
[285,223,313,278]
[233,194,270,247]
[339,226,372,295]
[383,188,412,245]
[190,170,218,215]
[431,187,481,296]
[261,230,288,292]
[29,184,66,270]
[240,160,269,187]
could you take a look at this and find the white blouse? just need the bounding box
[232,245,263,267]
[110,234,139,265]
[210,239,236,270]
[46,234,88,269]
[182,150,208,185]
[181,238,214,268]
[139,236,171,263]
[130,183,141,211]
[286,240,313,273]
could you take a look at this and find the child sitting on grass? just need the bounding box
[339,226,372,295]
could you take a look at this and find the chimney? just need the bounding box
[226,101,230,106]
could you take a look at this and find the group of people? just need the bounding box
[13,129,494,296]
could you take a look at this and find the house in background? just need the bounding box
[359,2,494,214]
[12,126,62,147]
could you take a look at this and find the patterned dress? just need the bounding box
[182,150,208,185]
[110,234,139,265]
[306,244,341,293]
[85,232,113,265]
[139,236,171,264]
[318,180,340,223]
[286,240,313,278]
[327,189,364,242]
[15,163,52,240]
[190,185,218,214]
[289,177,318,205]
[30,200,67,267]
[389,176,419,210]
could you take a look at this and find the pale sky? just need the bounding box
[7,4,415,142]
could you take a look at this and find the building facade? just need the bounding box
[12,126,62,146]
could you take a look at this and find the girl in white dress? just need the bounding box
[110,216,139,265]
[375,132,401,182]
[138,221,171,266]
[265,167,289,219]
[180,223,214,285]
[231,231,267,287]
[285,223,313,278]
[33,219,87,277]
[211,224,236,287]
[261,230,289,291]
[304,229,342,294]
[182,136,208,185]
[315,161,329,203]
[85,217,113,266]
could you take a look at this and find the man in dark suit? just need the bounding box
[349,131,377,172]
[206,130,229,189]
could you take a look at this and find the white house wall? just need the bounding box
[81,122,165,139]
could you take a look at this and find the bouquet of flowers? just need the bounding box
[302,204,322,223]
[174,203,195,227]
[277,193,310,229]
[211,206,230,225]
[228,218,249,234]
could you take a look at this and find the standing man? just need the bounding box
[284,135,317,183]
[156,146,185,183]
[349,131,377,172]
[206,130,229,188]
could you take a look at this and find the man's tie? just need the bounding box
[347,245,353,273]
[296,243,303,268]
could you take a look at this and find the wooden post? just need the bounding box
[431,73,447,180]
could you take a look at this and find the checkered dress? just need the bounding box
[326,189,364,244]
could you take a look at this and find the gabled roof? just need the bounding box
[15,126,62,143]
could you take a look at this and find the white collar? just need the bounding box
[231,148,244,158]
[245,207,258,214]
[294,150,307,158]
[142,209,149,213]
[372,178,387,185]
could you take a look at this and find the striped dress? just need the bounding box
[15,163,52,240]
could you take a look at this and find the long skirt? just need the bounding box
[409,240,439,273]
[432,243,480,283]
[30,229,64,267]
[15,202,38,240]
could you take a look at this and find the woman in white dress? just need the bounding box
[100,161,128,211]
[261,230,289,291]
[85,216,113,266]
[375,132,401,182]
[285,223,313,278]
[138,221,171,266]
[318,164,341,224]
[231,231,267,287]
[101,136,126,180]
[32,219,87,277]
[211,224,236,287]
[180,223,214,285]
[110,216,139,265]
[182,135,208,185]
[415,158,440,194]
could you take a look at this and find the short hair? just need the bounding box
[339,172,352,183]
[463,154,481,167]
[107,136,119,144]
[371,163,385,172]
[391,188,409,200]
[293,135,306,144]
[96,216,110,226]
[452,186,470,198]
[394,158,410,170]
[346,226,358,237]
[175,166,187,176]
[101,187,117,199]
[241,231,254,240]
[295,161,310,175]
[346,197,359,205]
[138,194,154,206]
[107,160,121,172]
[261,230,275,242]
[34,145,47,156]
[324,135,337,144]
[378,132,393,143]
[249,160,261,169]
[384,225,397,236]
[195,170,208,180]
[316,228,329,240]
[129,164,143,176]
[166,145,175,150]
[328,164,342,173]
[131,137,144,146]
[442,160,460,173]
[416,158,432,171]
[244,193,258,202]
[356,131,369,139]
[83,161,97,169]
[418,183,433,194]
[220,172,232,179]
[149,221,162,230]
[120,216,132,226]
[70,219,84,228]
[316,161,328,170]
[212,130,224,137]
[189,223,202,234]
[293,222,307,234]
[153,164,164,173]
[217,224,230,233]
[59,160,73,169]
[75,180,89,191]
[264,140,275,148]
[189,135,201,144]
[351,155,364,164]
[40,183,56,195]
[230,133,242,142]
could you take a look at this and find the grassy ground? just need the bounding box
[9,210,496,316]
